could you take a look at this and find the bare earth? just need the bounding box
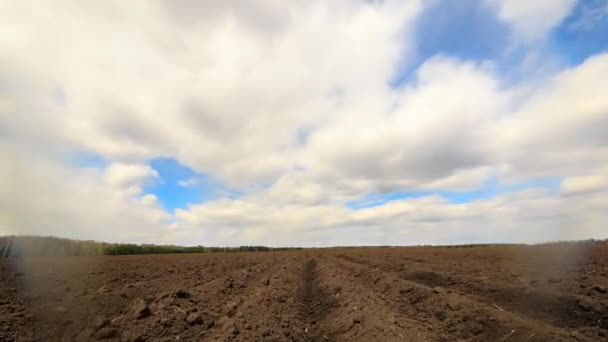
[1,243,607,341]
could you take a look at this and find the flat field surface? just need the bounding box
[1,243,607,341]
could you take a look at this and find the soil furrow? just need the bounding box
[313,255,432,341]
[330,254,576,341]
[336,253,608,333]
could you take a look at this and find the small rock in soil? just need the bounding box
[75,328,94,341]
[469,321,484,335]
[227,303,238,317]
[144,294,155,303]
[174,288,190,299]
[55,306,68,313]
[434,310,447,321]
[577,300,593,311]
[593,285,607,294]
[400,286,414,294]
[570,331,585,340]
[132,299,151,319]
[158,317,172,327]
[186,313,204,326]
[93,316,110,330]
[132,334,146,342]
[94,327,118,340]
[433,286,446,294]
[547,277,561,284]
[447,298,462,311]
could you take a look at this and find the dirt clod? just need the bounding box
[352,314,364,324]
[186,313,203,326]
[433,286,446,294]
[94,327,118,340]
[174,289,190,299]
[447,297,462,311]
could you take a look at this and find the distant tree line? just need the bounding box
[0,236,300,257]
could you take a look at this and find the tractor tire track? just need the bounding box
[299,259,334,341]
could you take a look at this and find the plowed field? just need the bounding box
[2,243,607,341]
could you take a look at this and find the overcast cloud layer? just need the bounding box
[1,0,607,246]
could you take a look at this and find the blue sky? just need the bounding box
[393,0,608,86]
[550,0,608,65]
[392,0,512,86]
[147,158,205,212]
[146,158,240,212]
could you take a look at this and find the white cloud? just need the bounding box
[303,56,508,195]
[494,53,608,181]
[561,168,608,195]
[0,0,423,185]
[103,163,158,190]
[486,0,576,41]
[173,188,608,246]
[177,178,200,188]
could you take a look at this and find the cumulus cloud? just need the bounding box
[304,56,508,195]
[0,0,425,185]
[1,0,606,246]
[494,53,608,181]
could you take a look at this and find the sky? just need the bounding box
[1,0,607,246]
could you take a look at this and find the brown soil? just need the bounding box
[1,243,607,341]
